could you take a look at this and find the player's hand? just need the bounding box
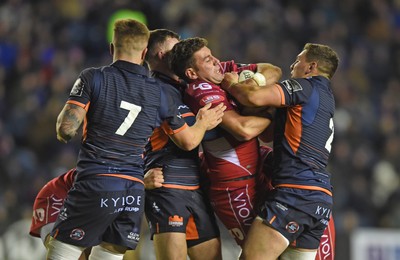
[220,72,239,91]
[144,168,164,189]
[196,103,226,130]
[56,133,69,143]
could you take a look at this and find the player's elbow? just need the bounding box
[232,130,257,142]
[177,141,199,151]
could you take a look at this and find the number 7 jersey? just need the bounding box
[66,60,187,180]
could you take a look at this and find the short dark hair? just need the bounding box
[145,29,180,62]
[303,43,339,79]
[169,37,208,81]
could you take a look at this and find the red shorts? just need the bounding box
[30,169,76,238]
[208,178,257,246]
[316,215,335,260]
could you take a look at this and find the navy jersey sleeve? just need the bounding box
[278,78,314,106]
[159,83,187,132]
[67,68,96,107]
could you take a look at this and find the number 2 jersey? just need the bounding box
[272,76,334,195]
[66,61,188,182]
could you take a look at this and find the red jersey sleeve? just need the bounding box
[184,80,234,114]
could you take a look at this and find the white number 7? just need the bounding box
[115,100,142,136]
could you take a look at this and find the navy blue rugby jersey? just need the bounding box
[144,72,201,189]
[66,61,187,181]
[272,76,335,195]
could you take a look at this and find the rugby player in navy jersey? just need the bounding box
[143,29,222,260]
[221,43,339,260]
[47,19,225,260]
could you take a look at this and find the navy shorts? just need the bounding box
[145,187,220,247]
[51,176,145,249]
[259,187,332,249]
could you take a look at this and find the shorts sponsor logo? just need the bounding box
[70,228,85,240]
[286,221,299,233]
[315,205,331,218]
[100,195,142,213]
[50,196,64,217]
[152,202,161,213]
[320,218,329,225]
[101,195,142,208]
[33,208,45,223]
[59,208,68,221]
[282,79,302,94]
[233,191,254,227]
[319,233,332,258]
[168,215,183,227]
[276,202,288,211]
[127,232,140,242]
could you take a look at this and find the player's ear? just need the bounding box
[141,48,148,62]
[157,51,164,60]
[185,68,198,80]
[309,61,318,73]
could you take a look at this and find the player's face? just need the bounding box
[290,50,310,78]
[192,46,224,84]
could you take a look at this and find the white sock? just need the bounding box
[46,237,84,260]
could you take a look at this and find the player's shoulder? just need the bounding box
[279,78,310,93]
[188,80,220,92]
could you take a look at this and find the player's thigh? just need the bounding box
[280,246,317,260]
[153,232,187,260]
[242,217,288,260]
[123,249,140,260]
[188,237,222,260]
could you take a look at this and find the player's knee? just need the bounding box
[89,244,125,260]
[188,237,222,260]
[46,237,85,260]
[279,247,317,260]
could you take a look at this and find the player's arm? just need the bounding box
[220,110,271,141]
[255,63,282,85]
[56,103,86,143]
[169,103,226,150]
[221,73,283,108]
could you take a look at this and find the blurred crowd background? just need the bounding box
[0,0,399,259]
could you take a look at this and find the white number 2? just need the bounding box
[325,118,334,153]
[115,101,142,136]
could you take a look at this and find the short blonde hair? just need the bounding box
[113,19,149,54]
